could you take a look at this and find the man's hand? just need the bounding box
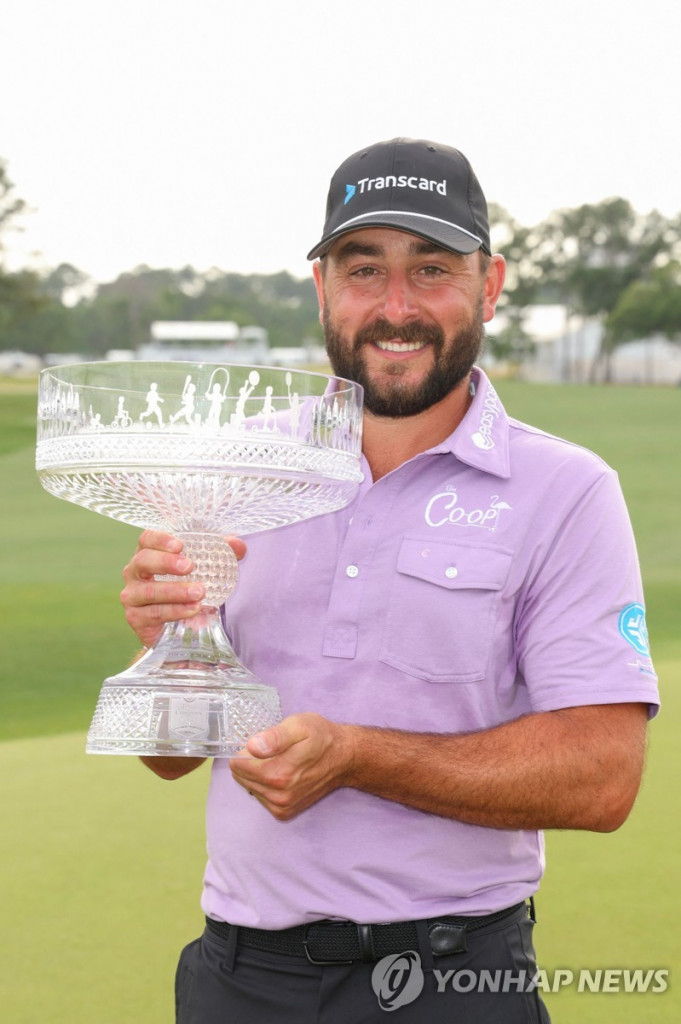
[230,703,648,832]
[120,529,247,649]
[230,713,356,821]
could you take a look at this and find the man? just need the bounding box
[121,139,659,1023]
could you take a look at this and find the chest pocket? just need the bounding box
[379,537,513,683]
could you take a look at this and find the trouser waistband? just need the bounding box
[205,902,527,965]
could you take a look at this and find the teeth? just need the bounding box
[375,340,426,352]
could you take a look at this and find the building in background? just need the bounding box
[486,307,681,385]
[136,322,270,364]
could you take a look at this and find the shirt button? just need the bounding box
[346,565,359,578]
[445,566,458,579]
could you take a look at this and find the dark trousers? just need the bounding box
[175,904,551,1023]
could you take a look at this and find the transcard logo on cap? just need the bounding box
[307,138,491,260]
[344,174,447,205]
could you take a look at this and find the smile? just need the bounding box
[374,340,428,353]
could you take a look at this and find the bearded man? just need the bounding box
[121,139,659,1024]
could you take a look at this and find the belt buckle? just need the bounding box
[302,922,354,966]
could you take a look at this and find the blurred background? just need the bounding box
[1,1,679,1021]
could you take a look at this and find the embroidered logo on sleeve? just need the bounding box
[618,603,651,657]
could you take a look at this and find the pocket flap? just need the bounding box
[396,537,513,591]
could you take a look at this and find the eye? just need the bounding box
[419,264,446,277]
[349,265,379,278]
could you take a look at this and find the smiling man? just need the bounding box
[121,139,659,1023]
[319,233,497,414]
[313,227,503,478]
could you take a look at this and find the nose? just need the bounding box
[378,271,420,324]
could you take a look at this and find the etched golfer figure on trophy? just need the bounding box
[36,361,363,757]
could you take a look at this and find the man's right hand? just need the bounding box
[120,529,246,649]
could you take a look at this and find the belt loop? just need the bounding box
[356,924,376,963]
[415,919,434,972]
[223,923,239,972]
[528,897,537,923]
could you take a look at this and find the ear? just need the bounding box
[312,260,325,325]
[481,254,505,323]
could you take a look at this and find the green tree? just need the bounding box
[0,158,27,235]
[40,263,94,305]
[486,203,540,366]
[0,159,47,337]
[606,260,681,344]
[529,199,670,380]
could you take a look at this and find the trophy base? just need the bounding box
[86,608,282,757]
[85,676,282,758]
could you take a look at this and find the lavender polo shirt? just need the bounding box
[202,368,659,929]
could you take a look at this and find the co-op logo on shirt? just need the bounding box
[425,487,512,531]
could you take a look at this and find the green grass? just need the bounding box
[0,389,39,455]
[538,656,680,1021]
[0,732,210,1024]
[1,441,140,740]
[1,381,679,1022]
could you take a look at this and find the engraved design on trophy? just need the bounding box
[36,361,363,758]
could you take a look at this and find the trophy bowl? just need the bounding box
[36,361,363,757]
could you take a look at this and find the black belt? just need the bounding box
[205,902,525,965]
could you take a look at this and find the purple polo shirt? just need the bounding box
[202,368,659,929]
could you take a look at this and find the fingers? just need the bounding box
[138,529,185,556]
[125,530,245,582]
[123,530,185,581]
[229,714,351,821]
[121,590,204,650]
[120,531,203,648]
[120,530,247,649]
[244,721,298,759]
[224,534,247,561]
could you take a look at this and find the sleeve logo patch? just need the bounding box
[618,603,651,656]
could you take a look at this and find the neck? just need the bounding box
[362,379,472,481]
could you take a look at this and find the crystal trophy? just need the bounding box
[36,361,363,757]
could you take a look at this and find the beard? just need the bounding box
[323,298,485,418]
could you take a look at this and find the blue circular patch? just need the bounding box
[618,603,650,656]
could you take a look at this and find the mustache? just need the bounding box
[354,318,445,348]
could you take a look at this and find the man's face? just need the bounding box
[314,228,503,418]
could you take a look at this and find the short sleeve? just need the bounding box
[515,468,659,716]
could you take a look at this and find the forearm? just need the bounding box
[140,755,207,780]
[122,645,207,780]
[342,703,648,832]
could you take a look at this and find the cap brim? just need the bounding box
[306,211,486,261]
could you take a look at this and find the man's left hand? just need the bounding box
[230,713,356,820]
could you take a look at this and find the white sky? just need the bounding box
[2,0,680,283]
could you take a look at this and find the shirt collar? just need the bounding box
[431,367,512,479]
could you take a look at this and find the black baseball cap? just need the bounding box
[307,137,491,261]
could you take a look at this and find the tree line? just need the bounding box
[1,158,680,372]
[489,200,681,378]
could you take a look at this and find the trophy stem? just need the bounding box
[131,608,261,681]
[85,605,282,759]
